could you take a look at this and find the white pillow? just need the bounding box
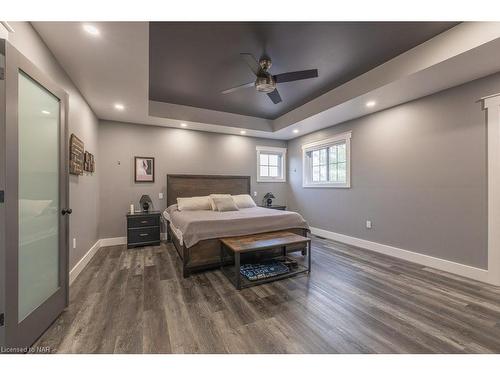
[209,194,231,211]
[212,196,239,212]
[232,194,256,209]
[177,196,212,211]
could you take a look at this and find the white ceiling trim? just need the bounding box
[148,100,272,132]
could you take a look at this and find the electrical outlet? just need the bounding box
[73,238,76,249]
[366,220,372,229]
[253,191,257,197]
[159,193,164,199]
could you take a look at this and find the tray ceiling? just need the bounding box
[149,22,458,119]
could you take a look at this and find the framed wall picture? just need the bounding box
[89,153,95,172]
[84,151,90,172]
[84,151,96,173]
[135,156,155,183]
[69,133,84,175]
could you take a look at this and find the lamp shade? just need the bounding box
[263,192,276,200]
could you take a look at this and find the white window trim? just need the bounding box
[302,131,352,188]
[256,146,287,183]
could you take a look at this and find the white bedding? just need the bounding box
[163,205,308,247]
[163,210,184,245]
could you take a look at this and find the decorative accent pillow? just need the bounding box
[209,194,232,210]
[232,194,256,209]
[211,195,239,212]
[177,196,212,211]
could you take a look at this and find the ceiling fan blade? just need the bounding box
[273,69,318,83]
[221,81,254,94]
[240,53,260,76]
[267,89,282,104]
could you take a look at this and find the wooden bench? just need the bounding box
[220,231,311,290]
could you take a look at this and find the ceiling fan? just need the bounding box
[221,53,319,104]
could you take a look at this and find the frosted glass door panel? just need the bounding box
[18,71,60,322]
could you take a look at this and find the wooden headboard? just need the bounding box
[166,174,251,207]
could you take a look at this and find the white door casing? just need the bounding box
[482,93,500,285]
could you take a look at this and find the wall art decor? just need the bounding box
[134,156,155,183]
[84,151,95,173]
[69,133,84,175]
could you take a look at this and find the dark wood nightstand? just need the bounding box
[126,211,161,248]
[258,205,287,211]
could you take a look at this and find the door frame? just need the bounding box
[2,39,69,349]
[0,39,6,348]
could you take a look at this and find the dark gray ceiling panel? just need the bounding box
[149,22,458,119]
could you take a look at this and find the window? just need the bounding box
[256,146,287,182]
[302,131,351,188]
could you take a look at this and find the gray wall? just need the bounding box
[287,73,500,269]
[8,22,100,269]
[98,121,288,238]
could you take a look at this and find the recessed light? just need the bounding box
[366,100,376,108]
[240,130,247,135]
[293,129,299,134]
[41,110,51,115]
[180,123,187,128]
[114,103,125,111]
[83,24,100,36]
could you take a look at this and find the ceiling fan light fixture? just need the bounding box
[222,53,319,105]
[255,75,276,93]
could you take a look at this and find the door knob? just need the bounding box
[61,208,72,215]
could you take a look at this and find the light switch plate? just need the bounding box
[159,193,164,199]
[253,191,257,197]
[366,220,372,229]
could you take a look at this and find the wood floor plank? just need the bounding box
[160,279,200,353]
[34,236,500,353]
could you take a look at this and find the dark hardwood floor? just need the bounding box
[35,236,500,353]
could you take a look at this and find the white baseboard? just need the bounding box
[69,233,169,286]
[99,236,127,247]
[69,240,101,285]
[99,233,168,247]
[74,229,494,286]
[310,226,493,285]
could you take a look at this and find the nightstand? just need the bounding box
[126,211,161,248]
[258,205,287,211]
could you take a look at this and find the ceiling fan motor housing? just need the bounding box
[255,74,276,93]
[259,57,272,71]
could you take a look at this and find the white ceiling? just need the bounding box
[30,21,500,140]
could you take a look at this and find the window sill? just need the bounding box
[302,183,350,188]
[257,178,287,183]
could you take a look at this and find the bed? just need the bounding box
[164,174,310,277]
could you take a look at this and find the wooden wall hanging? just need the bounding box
[84,151,95,173]
[69,134,84,175]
